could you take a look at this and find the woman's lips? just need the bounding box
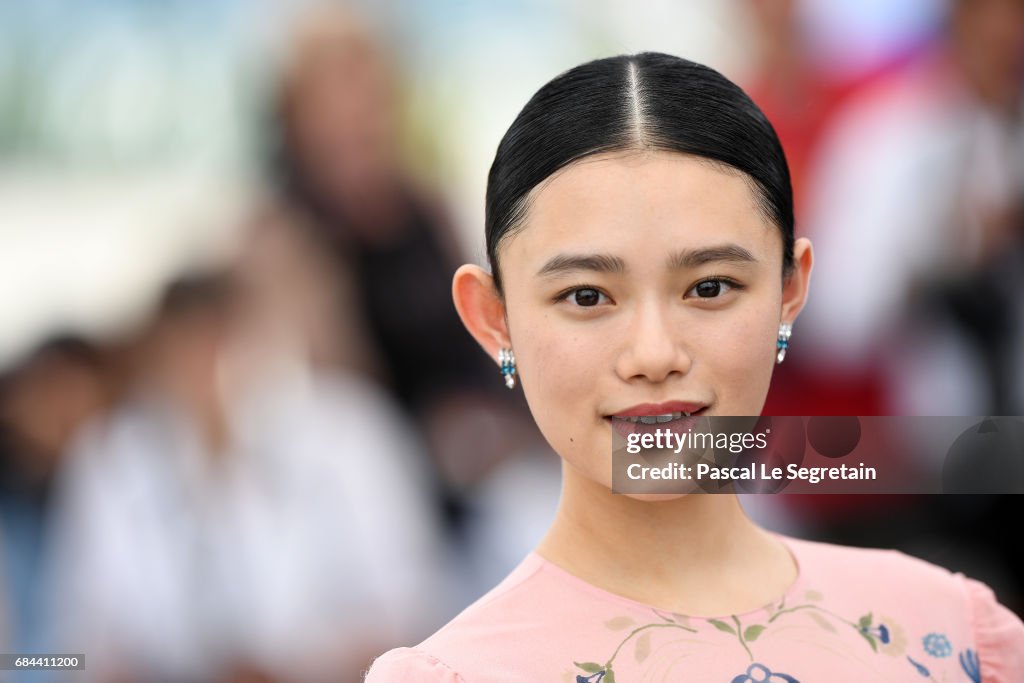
[610,401,707,417]
[606,406,708,438]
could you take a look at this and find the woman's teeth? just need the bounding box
[619,411,693,424]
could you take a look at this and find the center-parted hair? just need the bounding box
[485,52,794,293]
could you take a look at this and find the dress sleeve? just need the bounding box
[363,647,465,682]
[961,576,1024,682]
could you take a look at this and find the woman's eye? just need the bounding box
[687,278,738,299]
[561,287,609,307]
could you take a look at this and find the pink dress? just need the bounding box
[365,533,1024,682]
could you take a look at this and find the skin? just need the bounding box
[453,150,814,616]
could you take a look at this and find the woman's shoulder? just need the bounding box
[784,532,971,588]
[784,533,984,611]
[957,573,1024,680]
[364,552,553,682]
[783,533,1024,678]
[363,646,466,682]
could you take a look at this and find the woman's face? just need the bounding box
[494,150,807,490]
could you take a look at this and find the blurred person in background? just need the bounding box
[791,0,1024,615]
[800,0,1024,416]
[0,335,115,673]
[228,201,380,376]
[746,0,936,419]
[268,7,548,566]
[44,255,444,682]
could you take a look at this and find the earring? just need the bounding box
[776,322,793,364]
[498,348,517,389]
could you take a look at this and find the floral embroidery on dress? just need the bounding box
[906,638,982,681]
[958,649,980,683]
[573,612,700,682]
[923,632,953,657]
[574,668,608,683]
[875,615,908,656]
[570,588,979,681]
[907,653,934,677]
[730,662,800,682]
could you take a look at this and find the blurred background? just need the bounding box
[0,0,1021,680]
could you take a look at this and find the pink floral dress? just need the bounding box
[365,533,1024,681]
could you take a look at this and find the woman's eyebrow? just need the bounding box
[537,253,626,277]
[667,244,757,269]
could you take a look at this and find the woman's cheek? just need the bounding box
[703,317,775,413]
[517,324,572,411]
[524,330,600,454]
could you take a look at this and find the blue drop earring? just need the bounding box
[776,322,793,364]
[499,348,517,389]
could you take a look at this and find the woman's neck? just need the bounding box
[534,461,798,616]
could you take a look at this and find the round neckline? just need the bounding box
[526,531,806,621]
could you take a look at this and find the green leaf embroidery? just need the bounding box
[574,661,603,673]
[634,632,651,663]
[604,616,635,631]
[604,669,616,683]
[807,611,837,633]
[708,618,736,635]
[857,629,878,652]
[858,612,873,629]
[743,624,766,642]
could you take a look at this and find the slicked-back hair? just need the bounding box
[485,52,794,294]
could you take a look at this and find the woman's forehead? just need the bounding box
[505,151,778,265]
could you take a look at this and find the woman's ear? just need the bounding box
[781,237,814,324]
[452,264,511,361]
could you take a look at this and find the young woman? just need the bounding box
[365,52,1024,682]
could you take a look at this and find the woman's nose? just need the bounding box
[614,300,692,384]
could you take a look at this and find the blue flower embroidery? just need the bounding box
[959,649,981,683]
[860,623,891,644]
[906,655,931,676]
[923,633,952,657]
[576,672,605,683]
[731,662,800,682]
[854,612,893,648]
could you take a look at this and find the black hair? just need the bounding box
[485,52,794,294]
